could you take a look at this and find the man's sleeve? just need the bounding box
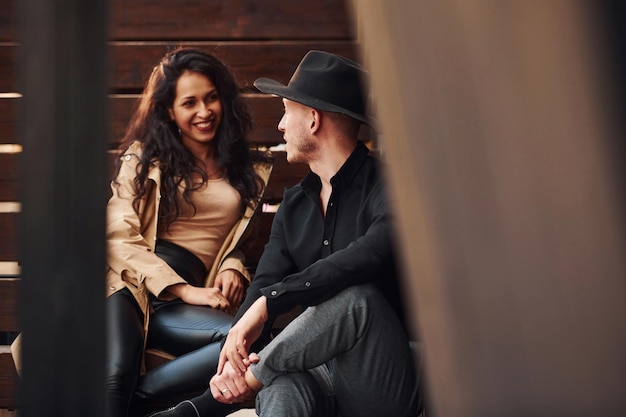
[232,200,297,325]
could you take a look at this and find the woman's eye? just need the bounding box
[208,91,219,101]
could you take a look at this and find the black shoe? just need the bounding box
[145,400,201,417]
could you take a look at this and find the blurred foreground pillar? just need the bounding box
[17,0,108,415]
[349,1,626,416]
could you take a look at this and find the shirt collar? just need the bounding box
[301,141,369,192]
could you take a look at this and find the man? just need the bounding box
[149,50,422,417]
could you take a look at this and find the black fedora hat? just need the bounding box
[254,50,372,126]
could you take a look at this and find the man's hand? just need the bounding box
[210,357,260,404]
[244,353,264,392]
[218,296,268,374]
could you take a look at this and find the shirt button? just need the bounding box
[271,290,277,296]
[109,286,116,291]
[305,282,311,287]
[323,240,329,246]
[124,155,131,161]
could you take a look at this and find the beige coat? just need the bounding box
[11,142,272,374]
[106,141,272,328]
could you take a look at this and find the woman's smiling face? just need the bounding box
[169,70,223,149]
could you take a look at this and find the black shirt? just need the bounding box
[234,141,409,341]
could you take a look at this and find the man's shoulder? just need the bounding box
[282,180,306,202]
[356,154,385,184]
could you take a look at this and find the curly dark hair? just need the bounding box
[115,47,268,231]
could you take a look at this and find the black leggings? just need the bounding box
[105,287,233,417]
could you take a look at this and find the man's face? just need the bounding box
[278,98,318,164]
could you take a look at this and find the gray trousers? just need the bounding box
[250,284,422,417]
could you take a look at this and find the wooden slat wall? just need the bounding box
[0,0,363,264]
[0,42,359,94]
[2,1,371,412]
[0,44,360,145]
[0,0,360,143]
[1,0,361,411]
[0,90,18,404]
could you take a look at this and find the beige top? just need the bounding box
[159,178,242,271]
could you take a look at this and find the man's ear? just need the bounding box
[310,109,320,133]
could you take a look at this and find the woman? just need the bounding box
[105,47,271,417]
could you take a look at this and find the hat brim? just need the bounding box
[254,77,373,126]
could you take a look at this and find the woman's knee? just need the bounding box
[148,303,232,354]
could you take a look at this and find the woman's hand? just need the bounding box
[166,283,230,311]
[214,269,246,312]
[218,296,268,375]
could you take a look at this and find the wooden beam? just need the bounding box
[16,0,107,415]
[0,0,352,43]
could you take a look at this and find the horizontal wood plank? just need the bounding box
[0,279,19,332]
[0,155,17,201]
[0,0,16,42]
[0,347,18,409]
[0,214,17,262]
[0,0,352,42]
[0,99,15,144]
[108,0,352,41]
[110,41,359,92]
[0,42,359,93]
[0,46,14,93]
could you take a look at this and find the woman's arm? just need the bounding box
[106,151,187,299]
